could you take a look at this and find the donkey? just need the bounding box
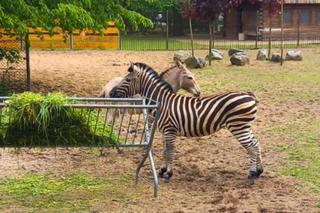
[99,61,201,98]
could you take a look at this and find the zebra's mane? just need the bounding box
[133,62,173,92]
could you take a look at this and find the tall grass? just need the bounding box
[0,92,118,148]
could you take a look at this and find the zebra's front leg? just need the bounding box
[159,132,176,180]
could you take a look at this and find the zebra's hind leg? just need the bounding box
[228,125,263,185]
[159,131,176,180]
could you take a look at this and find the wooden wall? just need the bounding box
[0,22,119,49]
[261,4,320,39]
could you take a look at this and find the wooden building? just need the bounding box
[224,0,320,40]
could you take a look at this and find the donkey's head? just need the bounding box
[175,61,201,97]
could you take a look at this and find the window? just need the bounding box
[284,9,293,25]
[300,8,311,25]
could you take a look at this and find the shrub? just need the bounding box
[0,92,119,148]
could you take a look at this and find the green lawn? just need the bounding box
[191,48,320,203]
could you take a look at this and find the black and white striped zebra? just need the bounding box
[110,62,263,184]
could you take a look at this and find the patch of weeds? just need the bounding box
[0,173,145,212]
[269,115,320,192]
[0,92,119,148]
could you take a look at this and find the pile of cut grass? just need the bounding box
[0,92,119,148]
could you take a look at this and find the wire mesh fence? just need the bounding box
[0,35,27,95]
[120,34,320,51]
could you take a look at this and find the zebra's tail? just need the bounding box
[247,91,259,104]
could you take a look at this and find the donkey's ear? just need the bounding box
[175,60,183,68]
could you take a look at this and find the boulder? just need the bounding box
[285,50,303,61]
[271,53,282,63]
[230,52,249,66]
[228,48,244,56]
[206,49,224,60]
[185,56,208,68]
[256,49,268,61]
[173,51,192,63]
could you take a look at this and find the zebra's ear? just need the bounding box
[128,62,135,73]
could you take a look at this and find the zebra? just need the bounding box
[110,62,263,184]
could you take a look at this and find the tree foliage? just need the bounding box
[0,0,155,36]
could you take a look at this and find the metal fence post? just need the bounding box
[297,10,301,47]
[166,10,169,50]
[69,32,73,50]
[255,10,259,49]
[25,35,31,91]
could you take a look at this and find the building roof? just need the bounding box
[285,0,320,4]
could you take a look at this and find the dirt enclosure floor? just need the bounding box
[0,50,319,212]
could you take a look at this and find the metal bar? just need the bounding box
[148,149,158,197]
[116,108,126,144]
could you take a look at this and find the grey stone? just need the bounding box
[185,56,208,68]
[271,53,282,63]
[256,49,268,61]
[206,49,224,60]
[228,48,244,56]
[230,52,250,66]
[285,50,303,61]
[173,51,192,63]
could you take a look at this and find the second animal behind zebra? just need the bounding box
[99,60,201,98]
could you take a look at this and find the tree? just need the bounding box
[178,0,197,57]
[0,0,155,42]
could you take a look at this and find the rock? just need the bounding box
[271,53,282,63]
[256,49,268,61]
[230,52,249,66]
[173,51,192,63]
[185,56,208,68]
[206,49,224,60]
[228,48,244,56]
[285,50,303,61]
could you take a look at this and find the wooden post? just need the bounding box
[280,0,284,66]
[255,10,259,49]
[166,10,169,50]
[297,10,301,47]
[189,17,194,57]
[208,23,212,66]
[25,34,31,91]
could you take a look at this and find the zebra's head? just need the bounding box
[110,62,173,99]
[110,62,140,98]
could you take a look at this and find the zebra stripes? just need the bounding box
[110,62,263,184]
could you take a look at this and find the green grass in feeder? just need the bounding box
[0,92,119,148]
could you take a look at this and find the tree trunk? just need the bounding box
[268,15,272,59]
[189,17,194,57]
[280,0,284,66]
[208,23,212,66]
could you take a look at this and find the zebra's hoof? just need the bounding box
[162,170,173,180]
[256,166,264,178]
[159,167,167,178]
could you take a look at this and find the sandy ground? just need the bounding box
[0,50,319,212]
